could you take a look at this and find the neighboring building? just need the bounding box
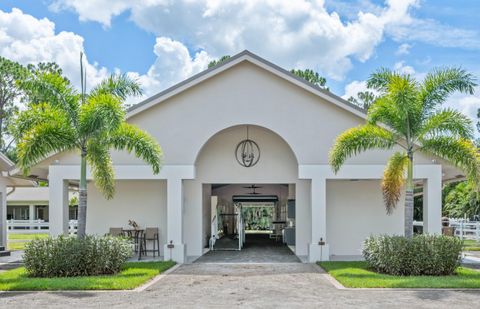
[0,153,33,254]
[20,51,460,263]
[6,187,78,228]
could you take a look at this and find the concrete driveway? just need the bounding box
[1,263,479,308]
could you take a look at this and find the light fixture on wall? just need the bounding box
[235,126,260,168]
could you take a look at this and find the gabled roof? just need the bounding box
[127,50,368,119]
[0,152,14,172]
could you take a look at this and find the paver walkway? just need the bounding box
[1,262,480,308]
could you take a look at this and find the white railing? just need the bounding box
[449,219,480,241]
[7,220,79,235]
[7,220,49,233]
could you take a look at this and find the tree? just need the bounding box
[208,55,231,68]
[329,67,480,238]
[0,57,28,156]
[15,54,162,238]
[348,91,378,110]
[290,69,328,89]
[443,181,480,219]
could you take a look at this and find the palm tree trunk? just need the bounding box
[404,151,414,238]
[77,147,87,238]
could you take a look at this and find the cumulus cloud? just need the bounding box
[49,0,422,80]
[0,8,108,90]
[0,8,212,102]
[342,80,369,100]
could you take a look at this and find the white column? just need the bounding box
[423,167,442,234]
[0,178,7,248]
[164,176,186,263]
[308,177,329,262]
[49,167,69,236]
[29,204,35,221]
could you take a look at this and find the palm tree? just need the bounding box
[329,68,480,238]
[15,56,163,238]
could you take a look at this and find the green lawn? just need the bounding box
[319,261,480,288]
[0,261,176,291]
[464,239,480,251]
[7,233,49,251]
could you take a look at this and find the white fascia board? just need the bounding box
[299,164,442,180]
[48,165,195,181]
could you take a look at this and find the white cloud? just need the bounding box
[49,0,420,80]
[446,88,480,133]
[342,80,369,100]
[0,8,212,102]
[395,43,412,55]
[393,61,416,75]
[0,8,108,90]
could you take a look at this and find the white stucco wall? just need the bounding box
[326,180,404,258]
[86,180,168,255]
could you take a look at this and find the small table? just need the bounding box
[122,229,145,260]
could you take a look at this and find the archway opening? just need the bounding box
[192,125,300,263]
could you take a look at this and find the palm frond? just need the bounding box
[79,93,125,138]
[17,118,76,174]
[90,73,143,101]
[367,68,399,93]
[382,152,409,214]
[367,96,405,134]
[19,71,79,124]
[420,137,480,185]
[418,108,473,140]
[87,140,115,199]
[110,123,163,174]
[329,124,396,173]
[13,103,65,140]
[420,67,477,114]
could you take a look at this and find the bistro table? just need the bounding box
[122,229,145,260]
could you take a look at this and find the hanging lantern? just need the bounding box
[235,126,260,167]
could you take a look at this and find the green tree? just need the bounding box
[290,69,328,89]
[0,57,28,156]
[444,181,480,219]
[348,91,378,110]
[208,55,231,68]
[15,54,162,238]
[329,67,480,238]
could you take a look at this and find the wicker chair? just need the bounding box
[143,227,160,257]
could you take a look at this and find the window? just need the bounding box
[7,206,30,220]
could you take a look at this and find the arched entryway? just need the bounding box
[183,125,303,263]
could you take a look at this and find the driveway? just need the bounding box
[1,262,480,308]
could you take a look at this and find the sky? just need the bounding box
[1,0,479,129]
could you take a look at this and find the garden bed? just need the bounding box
[319,261,480,288]
[0,261,175,291]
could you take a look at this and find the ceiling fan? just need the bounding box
[243,184,262,195]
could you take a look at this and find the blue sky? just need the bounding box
[0,0,479,124]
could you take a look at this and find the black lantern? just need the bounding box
[235,126,260,167]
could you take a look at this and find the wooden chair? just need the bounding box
[109,227,124,237]
[143,227,160,257]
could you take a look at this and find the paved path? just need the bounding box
[1,263,480,308]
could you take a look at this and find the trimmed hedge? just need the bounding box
[363,234,463,276]
[23,235,133,277]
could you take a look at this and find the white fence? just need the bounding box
[448,219,480,241]
[7,220,78,235]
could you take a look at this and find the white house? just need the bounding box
[18,51,462,263]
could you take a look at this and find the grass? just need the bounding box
[319,261,480,288]
[7,233,49,251]
[464,239,480,251]
[0,261,176,291]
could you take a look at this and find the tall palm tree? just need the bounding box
[329,68,480,238]
[15,57,162,238]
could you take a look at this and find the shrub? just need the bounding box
[23,235,133,277]
[362,234,463,276]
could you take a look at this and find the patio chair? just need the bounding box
[142,227,160,257]
[108,227,124,237]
